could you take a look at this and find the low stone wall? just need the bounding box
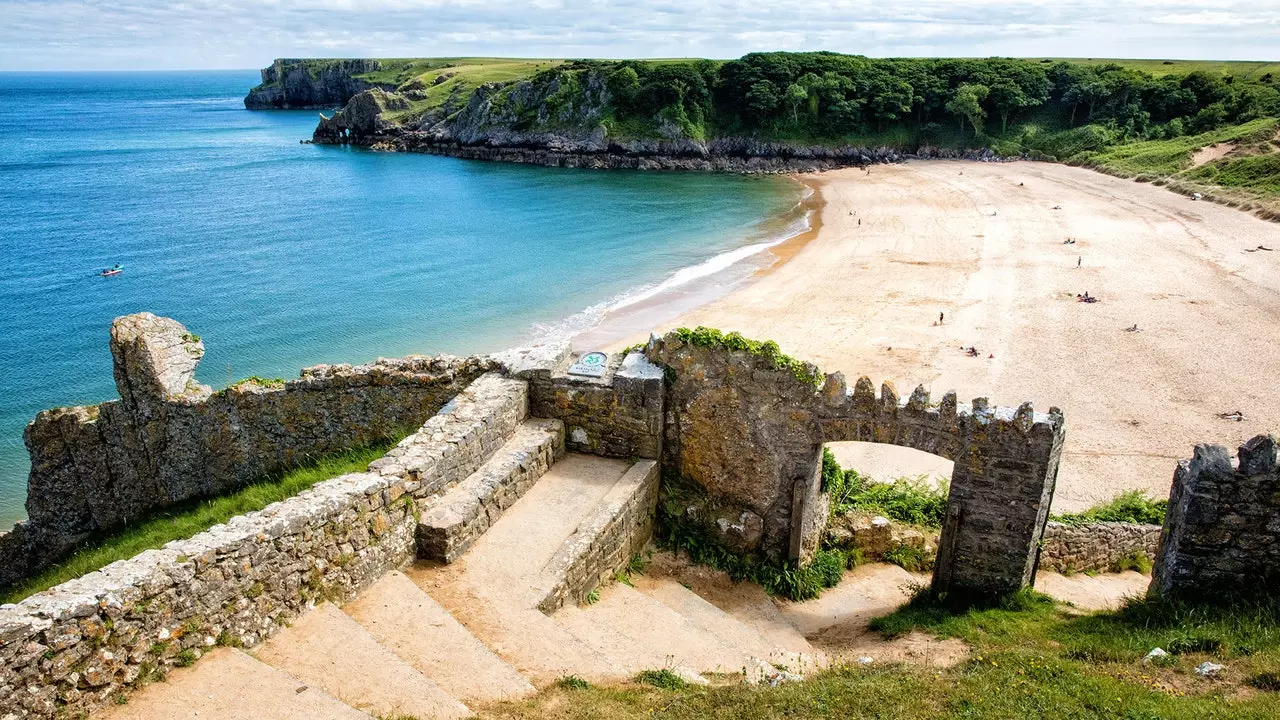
[3,314,490,588]
[367,373,527,498]
[0,470,418,719]
[535,460,660,613]
[516,346,664,460]
[417,419,565,562]
[1151,435,1280,599]
[1038,521,1161,574]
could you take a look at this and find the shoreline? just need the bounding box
[565,175,822,352]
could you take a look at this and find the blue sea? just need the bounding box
[0,71,801,528]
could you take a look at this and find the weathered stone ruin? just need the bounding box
[0,317,1084,718]
[0,313,490,587]
[1150,434,1280,599]
[647,330,1067,602]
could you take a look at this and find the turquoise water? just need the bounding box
[0,71,799,529]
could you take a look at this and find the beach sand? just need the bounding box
[603,161,1280,512]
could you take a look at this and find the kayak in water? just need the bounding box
[100,264,123,277]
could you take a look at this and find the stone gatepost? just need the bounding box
[931,400,1066,604]
[1150,435,1280,600]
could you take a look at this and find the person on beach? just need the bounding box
[1077,256,1082,268]
[939,312,944,324]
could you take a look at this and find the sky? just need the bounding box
[0,0,1277,71]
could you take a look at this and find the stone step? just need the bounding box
[98,647,367,720]
[417,418,564,562]
[403,453,639,684]
[343,571,536,705]
[533,460,659,612]
[368,373,528,497]
[629,573,781,663]
[253,602,471,720]
[552,581,750,678]
[646,552,821,666]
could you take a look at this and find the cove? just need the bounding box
[0,70,801,528]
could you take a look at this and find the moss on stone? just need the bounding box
[672,326,823,387]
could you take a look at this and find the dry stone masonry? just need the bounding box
[0,469,418,719]
[0,313,490,588]
[1151,435,1280,599]
[1039,521,1161,574]
[645,330,1067,601]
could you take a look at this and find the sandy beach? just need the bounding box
[606,161,1280,511]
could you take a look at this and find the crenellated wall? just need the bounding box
[645,329,1067,600]
[1,313,491,589]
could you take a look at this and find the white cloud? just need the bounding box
[0,0,1277,70]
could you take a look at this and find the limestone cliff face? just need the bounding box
[244,58,389,109]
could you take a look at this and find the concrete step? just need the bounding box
[553,581,749,678]
[404,574,630,686]
[417,418,564,562]
[429,453,636,607]
[343,571,536,705]
[98,647,367,720]
[368,373,528,496]
[254,602,470,720]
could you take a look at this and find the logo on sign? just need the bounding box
[567,351,609,377]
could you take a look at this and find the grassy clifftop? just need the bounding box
[251,54,1280,213]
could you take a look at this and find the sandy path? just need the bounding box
[648,161,1280,511]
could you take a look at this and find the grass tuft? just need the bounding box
[635,669,687,690]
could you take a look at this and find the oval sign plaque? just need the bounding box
[567,351,609,378]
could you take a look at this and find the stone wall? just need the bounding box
[646,329,1066,601]
[0,469,418,719]
[535,460,660,613]
[1039,521,1161,574]
[1,314,490,588]
[514,345,664,460]
[1151,435,1280,599]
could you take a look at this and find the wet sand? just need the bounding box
[602,161,1280,511]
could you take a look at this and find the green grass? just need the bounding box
[1074,117,1278,176]
[1037,58,1280,80]
[1052,489,1169,527]
[1187,152,1280,194]
[0,442,397,605]
[635,669,688,690]
[487,593,1280,719]
[822,449,949,528]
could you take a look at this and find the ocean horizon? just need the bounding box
[0,70,802,529]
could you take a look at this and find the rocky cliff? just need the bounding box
[311,69,925,172]
[244,58,391,109]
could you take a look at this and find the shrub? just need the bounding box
[1052,490,1167,526]
[636,669,687,690]
[656,484,849,601]
[823,449,949,528]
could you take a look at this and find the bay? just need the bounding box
[0,71,799,527]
